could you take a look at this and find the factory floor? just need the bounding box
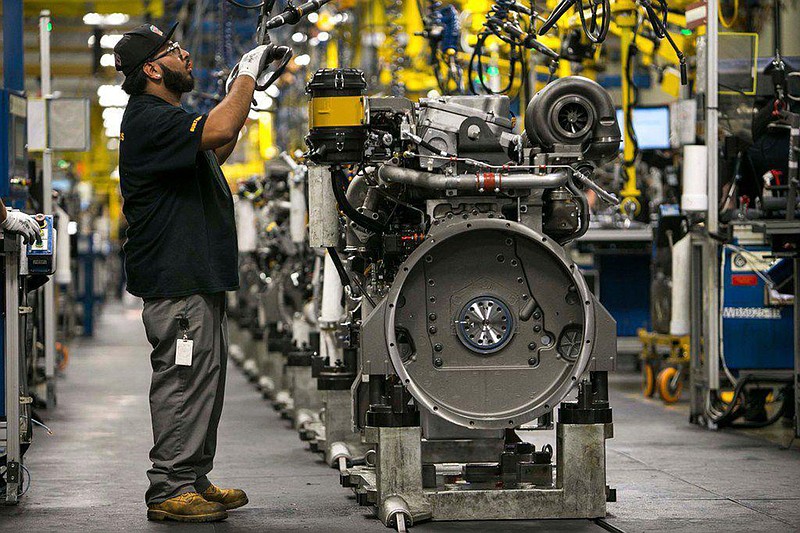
[2,301,800,532]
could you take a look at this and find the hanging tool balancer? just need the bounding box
[226,0,333,94]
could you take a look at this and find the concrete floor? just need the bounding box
[2,301,800,532]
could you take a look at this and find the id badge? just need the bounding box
[176,338,193,366]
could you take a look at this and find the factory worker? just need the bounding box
[114,22,270,523]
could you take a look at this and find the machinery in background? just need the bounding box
[229,154,325,435]
[686,26,800,433]
[302,68,620,529]
[636,204,691,403]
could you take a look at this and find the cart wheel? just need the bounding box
[642,362,656,397]
[657,366,683,404]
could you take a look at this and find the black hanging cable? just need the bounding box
[623,19,641,169]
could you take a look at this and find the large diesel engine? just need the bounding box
[305,68,621,528]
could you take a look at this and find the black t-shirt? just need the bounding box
[118,94,239,299]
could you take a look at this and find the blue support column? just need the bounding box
[1,0,23,421]
[3,0,25,91]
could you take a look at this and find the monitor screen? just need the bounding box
[615,106,671,151]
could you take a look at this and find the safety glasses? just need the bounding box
[150,41,183,62]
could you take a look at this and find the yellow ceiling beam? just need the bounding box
[0,64,117,77]
[11,0,164,18]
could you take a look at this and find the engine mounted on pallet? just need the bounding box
[305,68,621,527]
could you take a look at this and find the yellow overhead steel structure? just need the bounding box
[545,0,696,214]
[14,0,163,18]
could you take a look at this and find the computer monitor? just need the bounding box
[615,106,671,151]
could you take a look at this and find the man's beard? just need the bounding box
[162,63,194,94]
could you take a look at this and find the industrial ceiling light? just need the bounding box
[99,53,116,68]
[83,13,130,26]
[97,85,129,107]
[100,34,124,49]
[294,54,311,66]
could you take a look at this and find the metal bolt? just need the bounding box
[533,325,541,332]
[433,358,443,367]
[528,342,537,350]
[429,313,437,321]
[434,343,443,352]
[467,124,481,140]
[528,357,538,366]
[533,311,542,320]
[429,326,437,334]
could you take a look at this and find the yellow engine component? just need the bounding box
[308,96,365,128]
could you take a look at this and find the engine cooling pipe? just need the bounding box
[377,165,568,191]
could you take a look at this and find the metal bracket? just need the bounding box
[6,461,20,484]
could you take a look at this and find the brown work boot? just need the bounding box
[147,492,228,522]
[200,483,249,510]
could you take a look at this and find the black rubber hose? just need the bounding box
[326,246,376,308]
[330,167,385,234]
[325,246,353,291]
[717,380,793,428]
[727,393,789,429]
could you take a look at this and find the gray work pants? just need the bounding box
[141,292,228,505]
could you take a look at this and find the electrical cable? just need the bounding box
[707,375,793,428]
[19,464,31,496]
[468,0,529,95]
[538,0,610,43]
[623,17,641,171]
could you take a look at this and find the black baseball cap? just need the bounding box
[113,22,178,76]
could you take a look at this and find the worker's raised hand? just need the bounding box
[236,45,271,82]
[1,210,42,244]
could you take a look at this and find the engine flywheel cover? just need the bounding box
[384,217,596,430]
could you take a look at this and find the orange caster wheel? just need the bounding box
[657,366,683,404]
[642,362,656,397]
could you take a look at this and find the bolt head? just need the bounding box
[434,343,443,352]
[433,358,443,367]
[429,313,437,321]
[428,326,437,334]
[528,357,537,366]
[528,342,537,350]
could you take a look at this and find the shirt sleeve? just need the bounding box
[144,106,207,174]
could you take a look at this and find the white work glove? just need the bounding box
[1,210,41,244]
[236,45,270,82]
